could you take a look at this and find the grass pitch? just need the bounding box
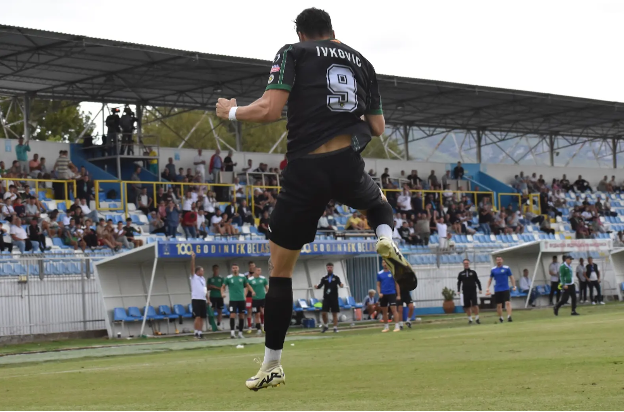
[1,304,623,410]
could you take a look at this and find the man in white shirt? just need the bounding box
[397,188,412,214]
[519,269,537,307]
[548,256,560,305]
[436,217,449,249]
[230,177,245,201]
[182,191,194,212]
[3,185,18,201]
[189,252,207,338]
[211,209,225,235]
[193,149,206,183]
[196,209,208,237]
[10,217,40,253]
[79,198,99,221]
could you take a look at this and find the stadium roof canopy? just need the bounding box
[2,25,624,139]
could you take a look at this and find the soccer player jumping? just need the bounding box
[216,7,416,391]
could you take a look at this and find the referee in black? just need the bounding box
[457,259,482,324]
[314,263,344,333]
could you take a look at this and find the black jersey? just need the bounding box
[316,273,342,300]
[266,40,383,160]
[457,269,482,293]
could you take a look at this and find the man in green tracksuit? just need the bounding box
[554,255,580,316]
[249,268,269,336]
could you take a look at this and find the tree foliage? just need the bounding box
[0,98,93,142]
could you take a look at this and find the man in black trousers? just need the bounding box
[554,255,580,316]
[586,257,605,305]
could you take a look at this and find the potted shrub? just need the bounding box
[442,287,456,314]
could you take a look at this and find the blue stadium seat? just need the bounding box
[143,306,165,320]
[57,202,67,212]
[158,305,180,320]
[131,215,142,224]
[127,306,143,319]
[52,238,70,249]
[340,297,352,309]
[347,296,363,308]
[173,304,193,318]
[114,308,137,322]
[297,299,314,312]
[293,302,303,312]
[536,285,547,295]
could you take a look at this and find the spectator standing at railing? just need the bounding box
[76,175,94,201]
[396,187,412,217]
[441,170,452,188]
[193,149,207,183]
[407,170,422,188]
[224,150,237,172]
[165,199,181,237]
[428,170,438,189]
[230,177,244,201]
[436,217,449,249]
[165,158,176,177]
[453,162,464,179]
[15,138,31,175]
[208,148,223,183]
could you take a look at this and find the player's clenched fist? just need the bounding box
[216,98,237,119]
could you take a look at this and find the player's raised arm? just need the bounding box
[190,251,196,274]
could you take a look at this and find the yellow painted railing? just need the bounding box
[381,188,495,212]
[1,177,77,206]
[94,180,125,211]
[498,193,522,212]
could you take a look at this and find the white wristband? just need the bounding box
[228,107,238,121]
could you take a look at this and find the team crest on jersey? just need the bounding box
[268,74,274,84]
[270,65,280,73]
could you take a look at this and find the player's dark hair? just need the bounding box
[326,262,334,266]
[295,8,333,39]
[463,259,470,263]
[248,261,255,265]
[212,264,219,269]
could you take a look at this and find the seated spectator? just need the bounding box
[574,175,591,192]
[82,226,98,249]
[398,221,412,244]
[0,222,12,252]
[519,269,537,307]
[363,290,380,320]
[124,218,144,247]
[160,167,172,182]
[175,167,186,182]
[609,175,619,192]
[230,177,245,201]
[506,211,523,234]
[23,196,41,224]
[345,212,366,230]
[453,162,464,179]
[210,209,226,235]
[196,209,208,238]
[318,210,334,232]
[478,207,492,235]
[149,211,166,235]
[181,210,198,239]
[13,197,25,220]
[220,213,239,235]
[78,198,99,221]
[95,219,121,251]
[113,221,134,249]
[3,185,18,201]
[257,210,270,239]
[237,200,254,226]
[540,218,555,235]
[225,200,242,226]
[63,218,87,251]
[136,187,153,215]
[597,176,608,193]
[27,218,47,251]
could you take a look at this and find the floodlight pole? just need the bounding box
[476,128,483,163]
[139,248,159,337]
[403,124,410,160]
[548,134,555,166]
[612,138,617,169]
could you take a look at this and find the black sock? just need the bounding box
[256,322,261,331]
[265,277,293,350]
[366,200,394,231]
[238,318,244,332]
[230,318,235,331]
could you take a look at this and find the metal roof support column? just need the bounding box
[403,124,410,160]
[612,138,617,169]
[549,134,555,166]
[235,122,242,151]
[476,129,483,163]
[136,104,143,143]
[23,94,30,140]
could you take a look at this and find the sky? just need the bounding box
[3,0,624,128]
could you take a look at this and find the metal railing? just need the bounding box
[243,172,280,187]
[0,254,108,337]
[382,188,494,212]
[95,180,125,211]
[1,177,77,205]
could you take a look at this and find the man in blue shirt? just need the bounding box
[486,256,517,323]
[377,260,401,332]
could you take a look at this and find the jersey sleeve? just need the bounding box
[266,44,295,92]
[365,62,383,115]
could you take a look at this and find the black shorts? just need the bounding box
[379,293,397,307]
[494,290,511,305]
[191,299,207,319]
[399,290,413,306]
[463,290,479,308]
[210,297,224,310]
[321,298,340,313]
[270,147,383,250]
[252,299,265,313]
[229,300,247,314]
